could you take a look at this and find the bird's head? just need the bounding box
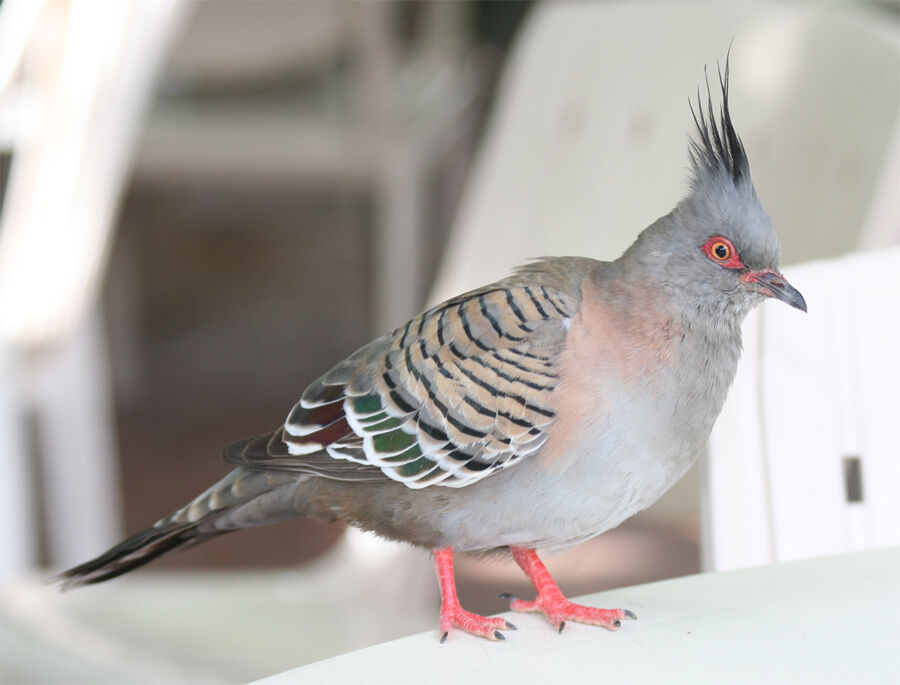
[625,59,806,322]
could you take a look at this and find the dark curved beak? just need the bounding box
[742,269,807,312]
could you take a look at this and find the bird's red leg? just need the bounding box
[503,547,637,633]
[433,547,514,642]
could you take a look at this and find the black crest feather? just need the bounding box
[688,53,749,185]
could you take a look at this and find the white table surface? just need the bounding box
[254,546,900,685]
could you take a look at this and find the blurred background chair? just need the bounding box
[703,69,900,569]
[0,0,481,575]
[703,247,900,571]
[0,0,186,574]
[134,0,481,335]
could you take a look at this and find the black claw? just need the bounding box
[494,630,505,641]
[498,592,515,600]
[505,621,517,631]
[558,621,566,634]
[613,619,621,628]
[440,631,448,644]
[624,610,638,620]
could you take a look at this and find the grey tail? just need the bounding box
[54,463,299,590]
[54,517,226,589]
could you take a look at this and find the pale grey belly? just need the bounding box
[440,416,703,553]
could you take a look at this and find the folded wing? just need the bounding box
[225,259,590,489]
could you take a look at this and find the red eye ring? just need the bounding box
[701,236,744,269]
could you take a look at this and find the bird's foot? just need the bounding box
[439,603,516,643]
[500,592,636,633]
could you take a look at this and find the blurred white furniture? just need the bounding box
[704,247,900,571]
[0,0,185,573]
[0,534,436,684]
[134,1,479,334]
[428,1,899,534]
[7,546,895,683]
[430,2,899,303]
[0,0,478,576]
[256,546,900,685]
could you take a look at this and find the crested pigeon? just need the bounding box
[58,62,806,643]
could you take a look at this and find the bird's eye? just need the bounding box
[712,241,730,260]
[701,236,743,268]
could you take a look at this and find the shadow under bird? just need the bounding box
[57,60,806,642]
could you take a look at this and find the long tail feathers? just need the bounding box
[54,516,225,590]
[53,466,299,590]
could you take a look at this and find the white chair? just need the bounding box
[0,0,185,573]
[703,247,900,571]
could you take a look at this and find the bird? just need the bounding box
[57,60,806,643]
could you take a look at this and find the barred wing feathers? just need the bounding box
[225,259,591,489]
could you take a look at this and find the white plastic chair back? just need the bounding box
[704,247,900,571]
[430,2,899,303]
